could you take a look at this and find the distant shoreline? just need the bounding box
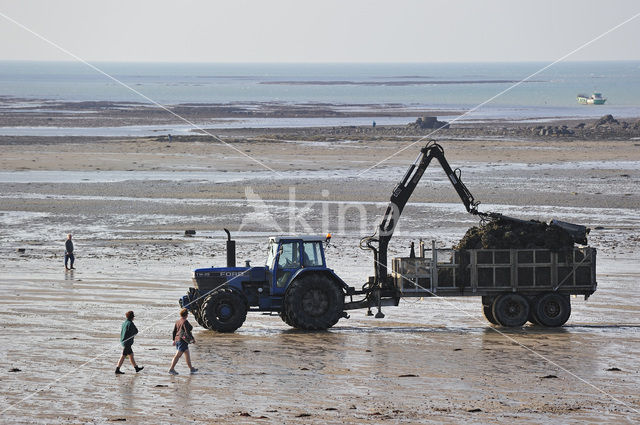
[1,98,640,135]
[259,79,543,86]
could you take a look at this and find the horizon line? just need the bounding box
[1,59,639,65]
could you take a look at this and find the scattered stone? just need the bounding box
[238,412,251,417]
[538,125,574,136]
[594,226,605,230]
[300,367,309,370]
[16,248,25,253]
[325,407,337,411]
[453,348,462,351]
[9,368,21,372]
[398,374,419,377]
[154,384,168,388]
[606,367,622,372]
[467,408,482,413]
[541,374,558,379]
[296,413,311,417]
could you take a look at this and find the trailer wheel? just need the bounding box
[481,296,499,325]
[202,288,247,333]
[533,292,571,327]
[492,293,529,327]
[284,274,344,330]
[482,304,499,325]
[527,297,541,325]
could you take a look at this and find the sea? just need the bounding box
[1,60,640,135]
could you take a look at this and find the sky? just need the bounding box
[0,0,639,63]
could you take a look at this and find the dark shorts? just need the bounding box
[176,340,189,352]
[122,345,133,356]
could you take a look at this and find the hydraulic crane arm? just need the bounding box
[363,141,481,290]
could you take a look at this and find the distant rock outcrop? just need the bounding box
[594,114,619,127]
[410,116,450,130]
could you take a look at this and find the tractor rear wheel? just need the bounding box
[492,293,529,327]
[202,288,247,333]
[284,274,344,330]
[279,309,296,327]
[533,292,571,327]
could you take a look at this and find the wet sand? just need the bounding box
[1,125,640,424]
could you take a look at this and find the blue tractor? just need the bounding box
[180,232,353,332]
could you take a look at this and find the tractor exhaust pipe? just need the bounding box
[224,228,236,267]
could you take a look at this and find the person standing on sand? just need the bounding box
[116,311,144,375]
[64,234,75,270]
[168,308,197,375]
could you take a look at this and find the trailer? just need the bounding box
[392,241,596,326]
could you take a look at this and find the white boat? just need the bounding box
[577,93,606,105]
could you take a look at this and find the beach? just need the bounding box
[1,108,640,424]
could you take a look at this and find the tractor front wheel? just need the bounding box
[284,274,344,330]
[202,288,247,333]
[192,307,207,328]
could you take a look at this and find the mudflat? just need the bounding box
[1,123,639,424]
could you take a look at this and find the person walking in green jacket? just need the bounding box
[116,311,144,375]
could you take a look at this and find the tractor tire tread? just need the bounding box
[202,288,247,333]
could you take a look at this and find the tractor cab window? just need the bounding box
[277,241,301,269]
[266,240,278,269]
[303,242,324,267]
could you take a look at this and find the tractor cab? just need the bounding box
[266,235,329,294]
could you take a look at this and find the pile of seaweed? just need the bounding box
[454,218,575,250]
